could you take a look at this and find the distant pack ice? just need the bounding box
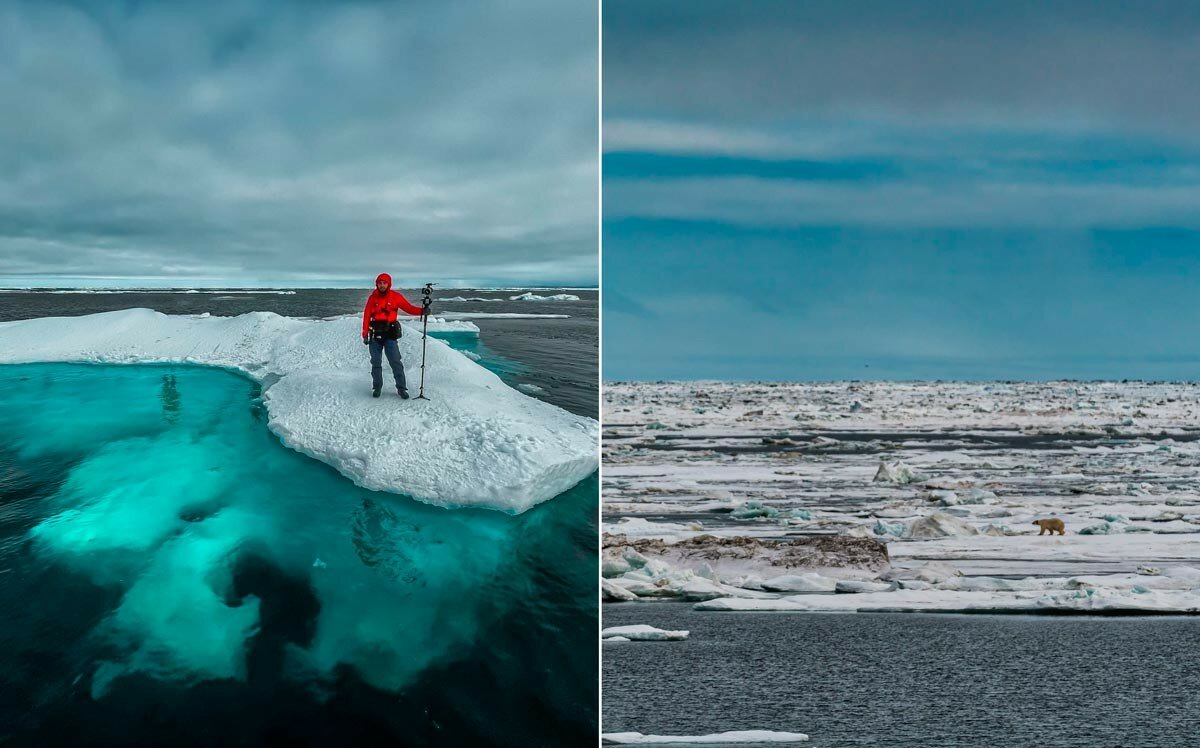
[0,309,597,512]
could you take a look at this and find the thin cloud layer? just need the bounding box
[603,0,1200,380]
[0,0,597,287]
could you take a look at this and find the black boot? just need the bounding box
[399,388,410,399]
[372,387,381,398]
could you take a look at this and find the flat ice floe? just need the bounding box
[601,624,689,641]
[603,730,809,744]
[0,309,597,512]
[696,586,1200,614]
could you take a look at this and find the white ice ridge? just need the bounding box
[603,731,810,744]
[601,624,689,641]
[0,309,597,512]
[509,292,580,301]
[437,312,570,320]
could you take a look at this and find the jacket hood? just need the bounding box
[375,273,392,292]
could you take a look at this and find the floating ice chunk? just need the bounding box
[1078,521,1134,535]
[872,507,916,519]
[731,501,774,519]
[905,512,978,539]
[437,312,569,320]
[960,487,998,504]
[978,524,1012,536]
[0,309,596,512]
[729,501,811,521]
[881,562,962,584]
[760,573,838,593]
[603,730,809,744]
[604,636,632,642]
[603,578,639,602]
[603,557,634,577]
[874,461,929,484]
[601,625,689,641]
[930,490,958,506]
[937,576,1051,592]
[835,580,894,593]
[873,519,905,537]
[609,578,664,597]
[517,383,545,394]
[624,547,651,569]
[508,292,581,301]
[603,517,698,539]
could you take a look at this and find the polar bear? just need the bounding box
[1033,518,1066,536]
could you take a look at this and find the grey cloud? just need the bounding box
[0,0,597,285]
[604,0,1200,142]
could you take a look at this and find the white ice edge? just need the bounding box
[0,309,598,513]
[602,730,810,744]
[601,624,689,641]
[694,586,1200,614]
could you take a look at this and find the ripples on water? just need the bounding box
[0,361,596,746]
[603,603,1200,747]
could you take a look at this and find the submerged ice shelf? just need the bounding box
[0,309,598,512]
[0,363,598,702]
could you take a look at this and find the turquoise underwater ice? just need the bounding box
[0,361,596,699]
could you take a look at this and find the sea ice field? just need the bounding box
[0,293,598,746]
[602,381,1200,615]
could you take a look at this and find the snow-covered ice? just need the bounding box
[508,292,580,301]
[603,380,1200,613]
[601,625,690,641]
[0,309,597,512]
[435,312,570,320]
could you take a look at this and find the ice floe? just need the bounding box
[509,292,580,301]
[0,309,597,512]
[603,730,809,744]
[601,625,689,641]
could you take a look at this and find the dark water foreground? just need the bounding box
[603,603,1200,747]
[0,363,597,746]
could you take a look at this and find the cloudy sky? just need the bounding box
[0,0,597,288]
[603,0,1200,380]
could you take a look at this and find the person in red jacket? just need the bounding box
[362,273,427,398]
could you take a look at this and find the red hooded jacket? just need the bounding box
[362,273,424,338]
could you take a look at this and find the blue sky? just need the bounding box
[603,0,1200,381]
[0,0,597,288]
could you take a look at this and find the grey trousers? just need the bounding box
[369,337,408,392]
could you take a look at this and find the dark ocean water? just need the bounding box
[0,291,597,747]
[603,603,1200,747]
[0,287,597,418]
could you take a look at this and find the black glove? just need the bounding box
[362,335,370,345]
